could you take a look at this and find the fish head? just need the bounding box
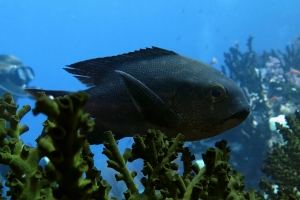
[178,68,250,141]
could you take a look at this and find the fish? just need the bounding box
[290,67,300,75]
[234,41,239,48]
[25,47,250,145]
[210,57,218,65]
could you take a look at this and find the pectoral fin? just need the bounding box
[115,70,181,127]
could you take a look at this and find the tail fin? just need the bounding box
[24,88,71,99]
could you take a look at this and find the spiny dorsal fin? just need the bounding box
[64,47,178,87]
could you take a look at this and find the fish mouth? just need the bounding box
[229,105,250,121]
[219,105,250,131]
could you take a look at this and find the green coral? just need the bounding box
[0,91,102,200]
[0,91,263,199]
[260,111,300,199]
[33,91,98,199]
[103,129,262,200]
[0,93,46,200]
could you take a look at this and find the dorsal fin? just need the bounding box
[64,47,178,87]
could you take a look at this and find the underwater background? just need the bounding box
[1,1,300,199]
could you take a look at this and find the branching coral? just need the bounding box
[102,129,262,200]
[0,93,47,200]
[0,91,266,199]
[260,110,300,199]
[0,91,109,200]
[33,91,100,200]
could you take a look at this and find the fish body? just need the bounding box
[26,47,250,144]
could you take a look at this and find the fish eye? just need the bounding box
[207,84,227,102]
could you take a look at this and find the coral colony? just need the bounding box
[0,92,261,200]
[260,111,300,199]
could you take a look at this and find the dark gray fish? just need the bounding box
[26,47,250,144]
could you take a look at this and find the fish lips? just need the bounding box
[231,105,250,120]
[220,105,250,130]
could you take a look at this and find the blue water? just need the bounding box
[1,0,300,197]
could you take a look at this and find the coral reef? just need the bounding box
[0,36,299,199]
[0,91,264,199]
[260,110,300,199]
[260,39,300,116]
